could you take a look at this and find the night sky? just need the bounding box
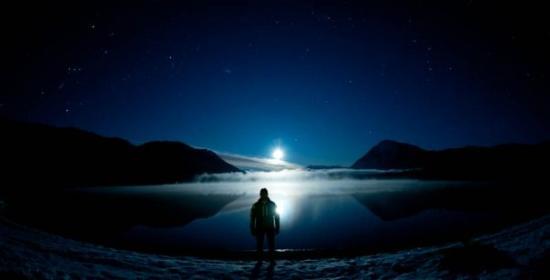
[2,1,549,165]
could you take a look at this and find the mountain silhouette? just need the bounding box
[352,139,550,180]
[351,140,427,169]
[0,118,241,192]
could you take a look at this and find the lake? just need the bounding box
[4,170,549,256]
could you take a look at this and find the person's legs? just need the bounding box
[255,230,264,260]
[267,230,275,261]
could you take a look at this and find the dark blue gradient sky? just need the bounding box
[2,1,549,165]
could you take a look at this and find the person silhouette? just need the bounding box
[250,188,280,261]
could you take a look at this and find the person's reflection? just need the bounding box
[250,261,262,279]
[250,188,280,262]
[266,260,275,279]
[249,259,276,280]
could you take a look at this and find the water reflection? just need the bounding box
[3,187,241,248]
[3,179,549,255]
[270,194,295,223]
[353,182,549,221]
[124,194,373,251]
[122,181,550,253]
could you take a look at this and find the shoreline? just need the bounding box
[1,213,549,278]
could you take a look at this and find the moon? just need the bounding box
[272,147,284,161]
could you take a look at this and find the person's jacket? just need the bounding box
[250,198,280,233]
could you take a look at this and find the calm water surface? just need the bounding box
[5,177,549,254]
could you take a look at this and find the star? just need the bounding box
[67,66,82,73]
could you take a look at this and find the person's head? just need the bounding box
[259,188,268,199]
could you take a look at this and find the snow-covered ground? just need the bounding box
[1,213,549,279]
